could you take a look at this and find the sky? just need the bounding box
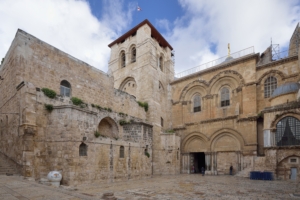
[0,0,300,75]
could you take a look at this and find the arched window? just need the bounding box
[120,146,124,158]
[159,56,163,71]
[60,80,71,97]
[264,76,277,98]
[193,95,201,112]
[120,51,126,68]
[131,47,136,63]
[79,143,87,156]
[221,87,230,107]
[276,117,300,146]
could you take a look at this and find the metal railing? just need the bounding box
[258,47,298,66]
[175,46,255,78]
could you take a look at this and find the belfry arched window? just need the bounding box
[131,47,136,63]
[264,76,277,98]
[79,143,87,156]
[221,87,230,107]
[193,95,201,112]
[276,117,300,146]
[120,51,126,68]
[60,80,71,97]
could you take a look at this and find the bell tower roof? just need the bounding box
[108,19,173,50]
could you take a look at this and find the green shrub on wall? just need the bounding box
[137,101,148,112]
[71,97,83,106]
[44,104,53,112]
[41,88,56,99]
[94,131,100,138]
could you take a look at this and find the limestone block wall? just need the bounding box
[32,94,152,185]
[256,58,299,112]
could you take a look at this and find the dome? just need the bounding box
[223,56,234,63]
[271,82,300,98]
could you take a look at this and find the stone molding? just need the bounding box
[170,53,259,85]
[256,55,298,69]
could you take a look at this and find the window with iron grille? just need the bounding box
[79,143,87,156]
[60,80,71,97]
[221,87,230,107]
[264,76,277,98]
[121,51,126,67]
[276,117,300,146]
[120,146,124,158]
[131,47,136,63]
[193,95,201,112]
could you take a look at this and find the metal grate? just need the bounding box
[221,88,230,107]
[193,95,201,112]
[264,76,277,98]
[276,117,300,146]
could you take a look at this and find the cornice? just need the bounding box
[256,55,298,70]
[171,53,259,85]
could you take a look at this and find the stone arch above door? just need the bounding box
[181,132,209,153]
[210,129,244,151]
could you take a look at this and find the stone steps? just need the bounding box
[0,153,20,176]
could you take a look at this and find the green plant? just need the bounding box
[41,88,56,99]
[119,120,129,126]
[71,97,83,106]
[145,152,150,158]
[137,101,149,112]
[94,131,100,138]
[166,129,175,134]
[44,104,53,112]
[91,104,95,107]
[113,136,119,140]
[257,112,263,118]
[96,105,102,110]
[107,108,112,112]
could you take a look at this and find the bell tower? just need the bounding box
[108,19,179,175]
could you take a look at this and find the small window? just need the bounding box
[60,80,71,97]
[120,146,124,158]
[79,143,87,156]
[131,47,136,63]
[120,51,126,68]
[193,95,201,112]
[161,117,164,127]
[221,87,230,107]
[159,56,163,71]
[264,76,277,98]
[290,158,297,163]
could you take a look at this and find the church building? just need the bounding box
[0,19,299,184]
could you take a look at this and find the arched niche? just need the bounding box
[98,117,119,138]
[119,77,137,98]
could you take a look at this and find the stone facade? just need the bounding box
[0,19,300,183]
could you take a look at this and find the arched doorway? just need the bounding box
[181,133,209,174]
[211,133,242,175]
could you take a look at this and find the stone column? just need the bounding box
[205,152,211,171]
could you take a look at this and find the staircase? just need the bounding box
[0,153,20,176]
[235,166,252,177]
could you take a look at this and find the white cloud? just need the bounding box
[0,0,133,72]
[169,0,300,74]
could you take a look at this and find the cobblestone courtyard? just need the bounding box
[0,174,299,200]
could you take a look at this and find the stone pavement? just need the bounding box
[0,174,299,200]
